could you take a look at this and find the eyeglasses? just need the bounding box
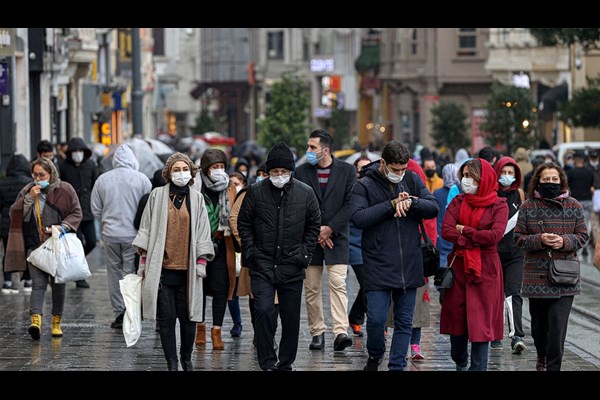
[32,172,49,179]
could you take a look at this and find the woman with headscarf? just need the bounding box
[5,157,82,340]
[133,152,215,371]
[194,149,238,350]
[440,158,508,371]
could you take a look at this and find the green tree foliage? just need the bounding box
[481,83,537,154]
[560,75,600,128]
[328,108,351,149]
[257,71,310,152]
[430,102,470,155]
[528,28,600,51]
[192,108,216,135]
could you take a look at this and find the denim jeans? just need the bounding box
[366,288,416,371]
[450,335,489,371]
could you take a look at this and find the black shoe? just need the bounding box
[181,360,193,371]
[333,333,353,351]
[76,280,90,288]
[110,313,124,329]
[511,336,527,355]
[230,324,242,337]
[309,333,325,350]
[167,359,178,371]
[363,356,383,371]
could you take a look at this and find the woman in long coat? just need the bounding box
[133,153,214,371]
[440,158,508,371]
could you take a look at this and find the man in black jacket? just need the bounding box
[295,130,356,351]
[238,141,321,371]
[58,137,98,288]
[350,141,438,371]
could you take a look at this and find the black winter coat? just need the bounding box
[294,157,356,265]
[237,178,321,285]
[58,138,98,221]
[0,154,33,237]
[350,162,439,291]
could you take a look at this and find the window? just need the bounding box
[411,29,418,55]
[153,28,165,56]
[457,28,477,57]
[267,31,283,59]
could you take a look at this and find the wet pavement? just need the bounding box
[1,245,599,372]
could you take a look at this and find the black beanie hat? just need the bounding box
[266,142,295,172]
[200,148,228,176]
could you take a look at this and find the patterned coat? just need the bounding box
[514,194,587,298]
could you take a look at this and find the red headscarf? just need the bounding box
[458,158,498,278]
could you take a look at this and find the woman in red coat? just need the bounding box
[440,158,508,371]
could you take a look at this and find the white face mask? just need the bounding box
[240,170,248,177]
[271,174,290,188]
[461,177,479,194]
[235,185,242,193]
[171,171,192,187]
[71,151,84,163]
[591,161,599,168]
[385,165,404,184]
[210,168,228,183]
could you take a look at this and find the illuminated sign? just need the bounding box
[310,59,334,73]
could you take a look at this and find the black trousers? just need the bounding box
[2,235,30,282]
[500,254,524,338]
[348,264,367,326]
[529,296,574,371]
[157,282,196,363]
[202,238,229,326]
[251,275,303,371]
[76,220,97,256]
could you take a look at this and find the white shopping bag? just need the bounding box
[54,233,92,284]
[27,226,61,276]
[119,274,143,347]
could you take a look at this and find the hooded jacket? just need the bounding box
[59,137,98,221]
[350,161,439,291]
[494,156,524,256]
[0,154,33,237]
[91,145,152,242]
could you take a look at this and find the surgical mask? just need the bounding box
[498,175,516,188]
[591,161,599,168]
[425,169,436,178]
[171,171,192,187]
[385,165,404,184]
[235,185,242,193]
[210,168,228,183]
[240,170,248,177]
[35,180,49,189]
[256,176,266,183]
[71,151,84,163]
[271,174,290,188]
[306,149,324,166]
[461,177,478,194]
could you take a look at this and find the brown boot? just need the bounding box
[195,323,206,346]
[211,327,224,350]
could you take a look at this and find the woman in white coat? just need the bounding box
[133,153,214,371]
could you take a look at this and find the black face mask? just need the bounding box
[425,169,436,178]
[537,182,562,198]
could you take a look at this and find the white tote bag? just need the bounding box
[119,274,143,347]
[27,225,61,276]
[54,233,92,284]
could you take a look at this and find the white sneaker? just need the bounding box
[23,280,32,293]
[2,283,18,294]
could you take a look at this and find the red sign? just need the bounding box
[329,75,341,93]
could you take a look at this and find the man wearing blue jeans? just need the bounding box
[350,141,438,371]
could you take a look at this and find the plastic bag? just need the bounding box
[119,274,143,347]
[594,189,600,213]
[54,232,92,284]
[235,252,241,277]
[27,225,61,276]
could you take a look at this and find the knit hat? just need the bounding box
[266,142,295,172]
[200,148,228,176]
[257,162,267,174]
[162,152,198,185]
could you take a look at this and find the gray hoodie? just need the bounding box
[91,145,152,242]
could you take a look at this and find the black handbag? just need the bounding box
[549,251,580,285]
[434,254,456,289]
[420,221,440,277]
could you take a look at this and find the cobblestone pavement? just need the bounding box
[0,245,598,372]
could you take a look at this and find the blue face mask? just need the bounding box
[36,180,49,189]
[306,149,324,166]
[498,175,516,188]
[256,176,266,183]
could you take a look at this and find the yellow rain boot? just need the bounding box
[51,315,63,337]
[29,314,42,340]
